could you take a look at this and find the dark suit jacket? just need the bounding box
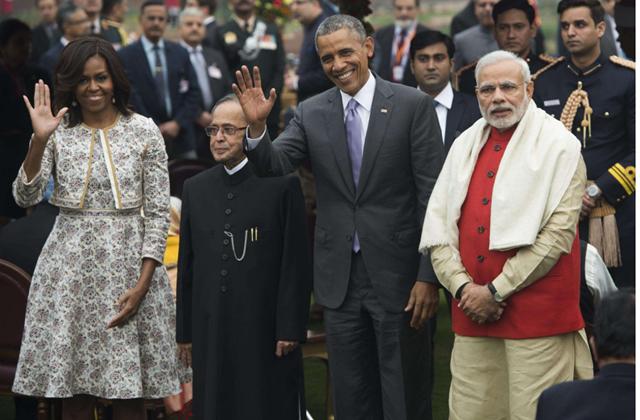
[202,19,220,50]
[38,41,64,81]
[118,39,201,158]
[246,76,444,311]
[374,23,427,87]
[193,46,232,160]
[444,90,481,154]
[30,23,61,65]
[0,202,58,275]
[536,363,635,420]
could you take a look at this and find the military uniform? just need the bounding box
[533,54,635,288]
[100,18,128,50]
[454,52,557,95]
[216,17,285,140]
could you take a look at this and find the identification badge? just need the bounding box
[392,65,404,81]
[259,34,277,50]
[208,65,222,79]
[179,79,189,93]
[224,31,238,44]
[543,99,561,106]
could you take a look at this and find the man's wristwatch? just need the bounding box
[487,282,502,302]
[586,183,602,200]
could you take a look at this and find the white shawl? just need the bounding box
[419,99,581,253]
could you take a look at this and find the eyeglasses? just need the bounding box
[476,81,524,98]
[205,125,248,137]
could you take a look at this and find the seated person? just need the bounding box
[536,288,635,420]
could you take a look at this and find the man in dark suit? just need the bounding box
[119,0,201,159]
[536,288,635,420]
[373,0,427,87]
[286,0,334,102]
[234,14,444,420]
[216,0,285,140]
[178,7,231,161]
[30,0,60,65]
[176,95,311,419]
[409,29,480,154]
[39,2,90,80]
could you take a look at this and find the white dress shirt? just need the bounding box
[432,82,454,144]
[247,71,377,151]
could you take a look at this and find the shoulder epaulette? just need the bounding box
[609,55,635,70]
[538,53,557,64]
[532,56,565,81]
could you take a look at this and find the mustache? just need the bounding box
[489,105,514,113]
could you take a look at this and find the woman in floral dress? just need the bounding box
[12,37,183,419]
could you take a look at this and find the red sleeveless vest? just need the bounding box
[453,126,584,339]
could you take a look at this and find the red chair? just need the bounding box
[168,159,214,199]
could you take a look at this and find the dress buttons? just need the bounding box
[223,238,230,246]
[494,144,501,152]
[477,226,485,234]
[487,171,494,178]
[224,223,231,230]
[222,254,229,261]
[477,255,485,262]
[482,198,489,205]
[225,208,232,215]
[220,285,227,293]
[221,269,228,276]
[227,192,234,200]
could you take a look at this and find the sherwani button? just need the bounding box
[227,193,234,200]
[224,223,231,229]
[482,198,489,205]
[477,226,485,234]
[477,255,485,262]
[225,208,232,215]
[223,239,230,246]
[487,171,494,178]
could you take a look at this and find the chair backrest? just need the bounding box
[0,259,31,362]
[168,159,214,199]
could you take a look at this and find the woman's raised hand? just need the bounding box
[23,79,68,144]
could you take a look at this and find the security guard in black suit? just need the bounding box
[455,0,556,95]
[215,0,285,140]
[533,0,635,288]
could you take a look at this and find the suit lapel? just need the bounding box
[357,77,393,200]
[445,92,464,152]
[135,41,156,91]
[325,89,356,197]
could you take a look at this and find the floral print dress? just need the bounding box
[11,113,184,398]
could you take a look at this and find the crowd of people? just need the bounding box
[0,0,635,419]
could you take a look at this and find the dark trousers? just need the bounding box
[324,253,433,420]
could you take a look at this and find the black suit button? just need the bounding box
[477,255,485,262]
[227,192,234,200]
[482,198,489,205]
[487,171,494,178]
[224,223,231,230]
[221,269,228,276]
[220,285,227,293]
[223,238,230,246]
[225,208,232,215]
[222,254,229,261]
[494,144,502,152]
[477,226,485,234]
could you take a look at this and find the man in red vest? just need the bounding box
[420,50,593,420]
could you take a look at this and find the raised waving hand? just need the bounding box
[23,79,68,144]
[232,65,277,137]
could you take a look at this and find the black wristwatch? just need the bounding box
[487,282,502,302]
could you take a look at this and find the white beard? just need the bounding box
[481,96,529,130]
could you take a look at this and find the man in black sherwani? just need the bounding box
[176,94,312,420]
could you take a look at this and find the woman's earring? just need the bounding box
[111,97,116,104]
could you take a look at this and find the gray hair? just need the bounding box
[315,14,367,51]
[178,6,204,24]
[474,50,531,85]
[210,93,240,114]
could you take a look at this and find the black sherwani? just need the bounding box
[176,163,311,420]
